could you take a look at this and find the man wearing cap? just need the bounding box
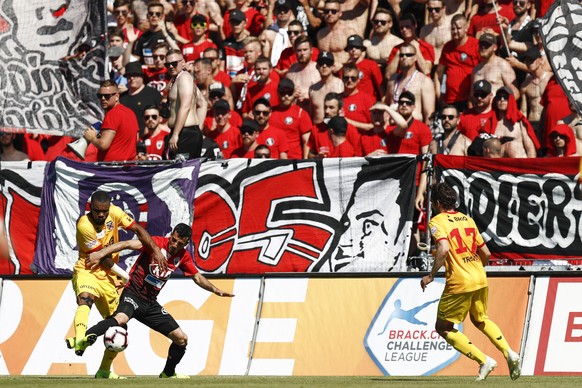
[458,80,496,141]
[385,13,435,77]
[270,78,313,158]
[308,50,344,125]
[203,99,242,159]
[120,62,163,137]
[436,14,481,112]
[144,43,170,94]
[165,49,208,160]
[223,10,251,79]
[472,33,519,98]
[241,56,280,115]
[83,80,139,162]
[358,102,408,156]
[230,119,262,158]
[262,0,294,66]
[181,14,218,64]
[222,0,266,39]
[252,98,289,159]
[386,44,436,124]
[341,63,375,132]
[520,46,551,134]
[316,0,358,65]
[286,36,321,110]
[207,82,237,116]
[274,21,320,77]
[307,92,361,158]
[108,45,128,92]
[344,34,383,99]
[365,8,403,69]
[130,2,179,66]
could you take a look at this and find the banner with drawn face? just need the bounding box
[192,157,417,273]
[0,1,105,136]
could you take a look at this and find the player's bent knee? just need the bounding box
[78,294,95,307]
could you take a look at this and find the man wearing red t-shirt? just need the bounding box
[83,80,138,162]
[274,20,320,77]
[328,116,356,157]
[341,63,376,133]
[181,14,217,63]
[230,118,261,158]
[142,106,170,160]
[458,80,496,142]
[344,34,384,99]
[468,0,515,37]
[358,102,408,156]
[307,93,361,158]
[252,98,289,159]
[203,99,242,158]
[270,78,313,158]
[222,0,266,38]
[436,14,481,111]
[385,91,432,156]
[81,223,233,379]
[241,57,280,115]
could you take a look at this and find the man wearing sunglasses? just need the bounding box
[165,49,207,160]
[386,44,435,125]
[181,14,218,63]
[341,63,375,133]
[131,2,179,66]
[307,51,343,125]
[344,34,383,100]
[142,106,170,160]
[471,33,519,99]
[230,118,262,158]
[173,0,223,45]
[316,0,358,66]
[419,0,451,64]
[367,10,402,69]
[83,80,139,162]
[251,98,289,159]
[112,0,142,45]
[428,105,472,155]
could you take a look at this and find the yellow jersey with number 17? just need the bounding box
[429,210,487,294]
[74,204,136,281]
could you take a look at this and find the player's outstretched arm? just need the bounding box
[130,223,167,272]
[192,273,235,298]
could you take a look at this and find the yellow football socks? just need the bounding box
[477,319,510,358]
[446,329,486,364]
[99,349,117,372]
[74,305,91,338]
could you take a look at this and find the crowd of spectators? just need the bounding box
[3,0,575,165]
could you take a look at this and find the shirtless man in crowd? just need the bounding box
[420,0,452,64]
[286,36,321,110]
[519,47,551,139]
[471,33,519,98]
[317,0,357,66]
[365,8,403,69]
[309,51,344,124]
[166,50,208,160]
[385,44,435,124]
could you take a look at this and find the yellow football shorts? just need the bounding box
[72,269,120,318]
[437,286,489,324]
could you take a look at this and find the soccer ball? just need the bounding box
[103,326,128,352]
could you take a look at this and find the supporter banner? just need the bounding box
[0,161,46,275]
[539,0,582,113]
[435,155,582,260]
[192,157,417,273]
[34,157,201,274]
[522,277,582,375]
[0,1,106,135]
[0,277,528,376]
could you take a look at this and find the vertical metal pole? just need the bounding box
[245,276,266,376]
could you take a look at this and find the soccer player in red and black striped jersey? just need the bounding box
[77,223,234,378]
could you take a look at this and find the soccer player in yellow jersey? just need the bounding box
[66,190,166,379]
[420,182,521,381]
